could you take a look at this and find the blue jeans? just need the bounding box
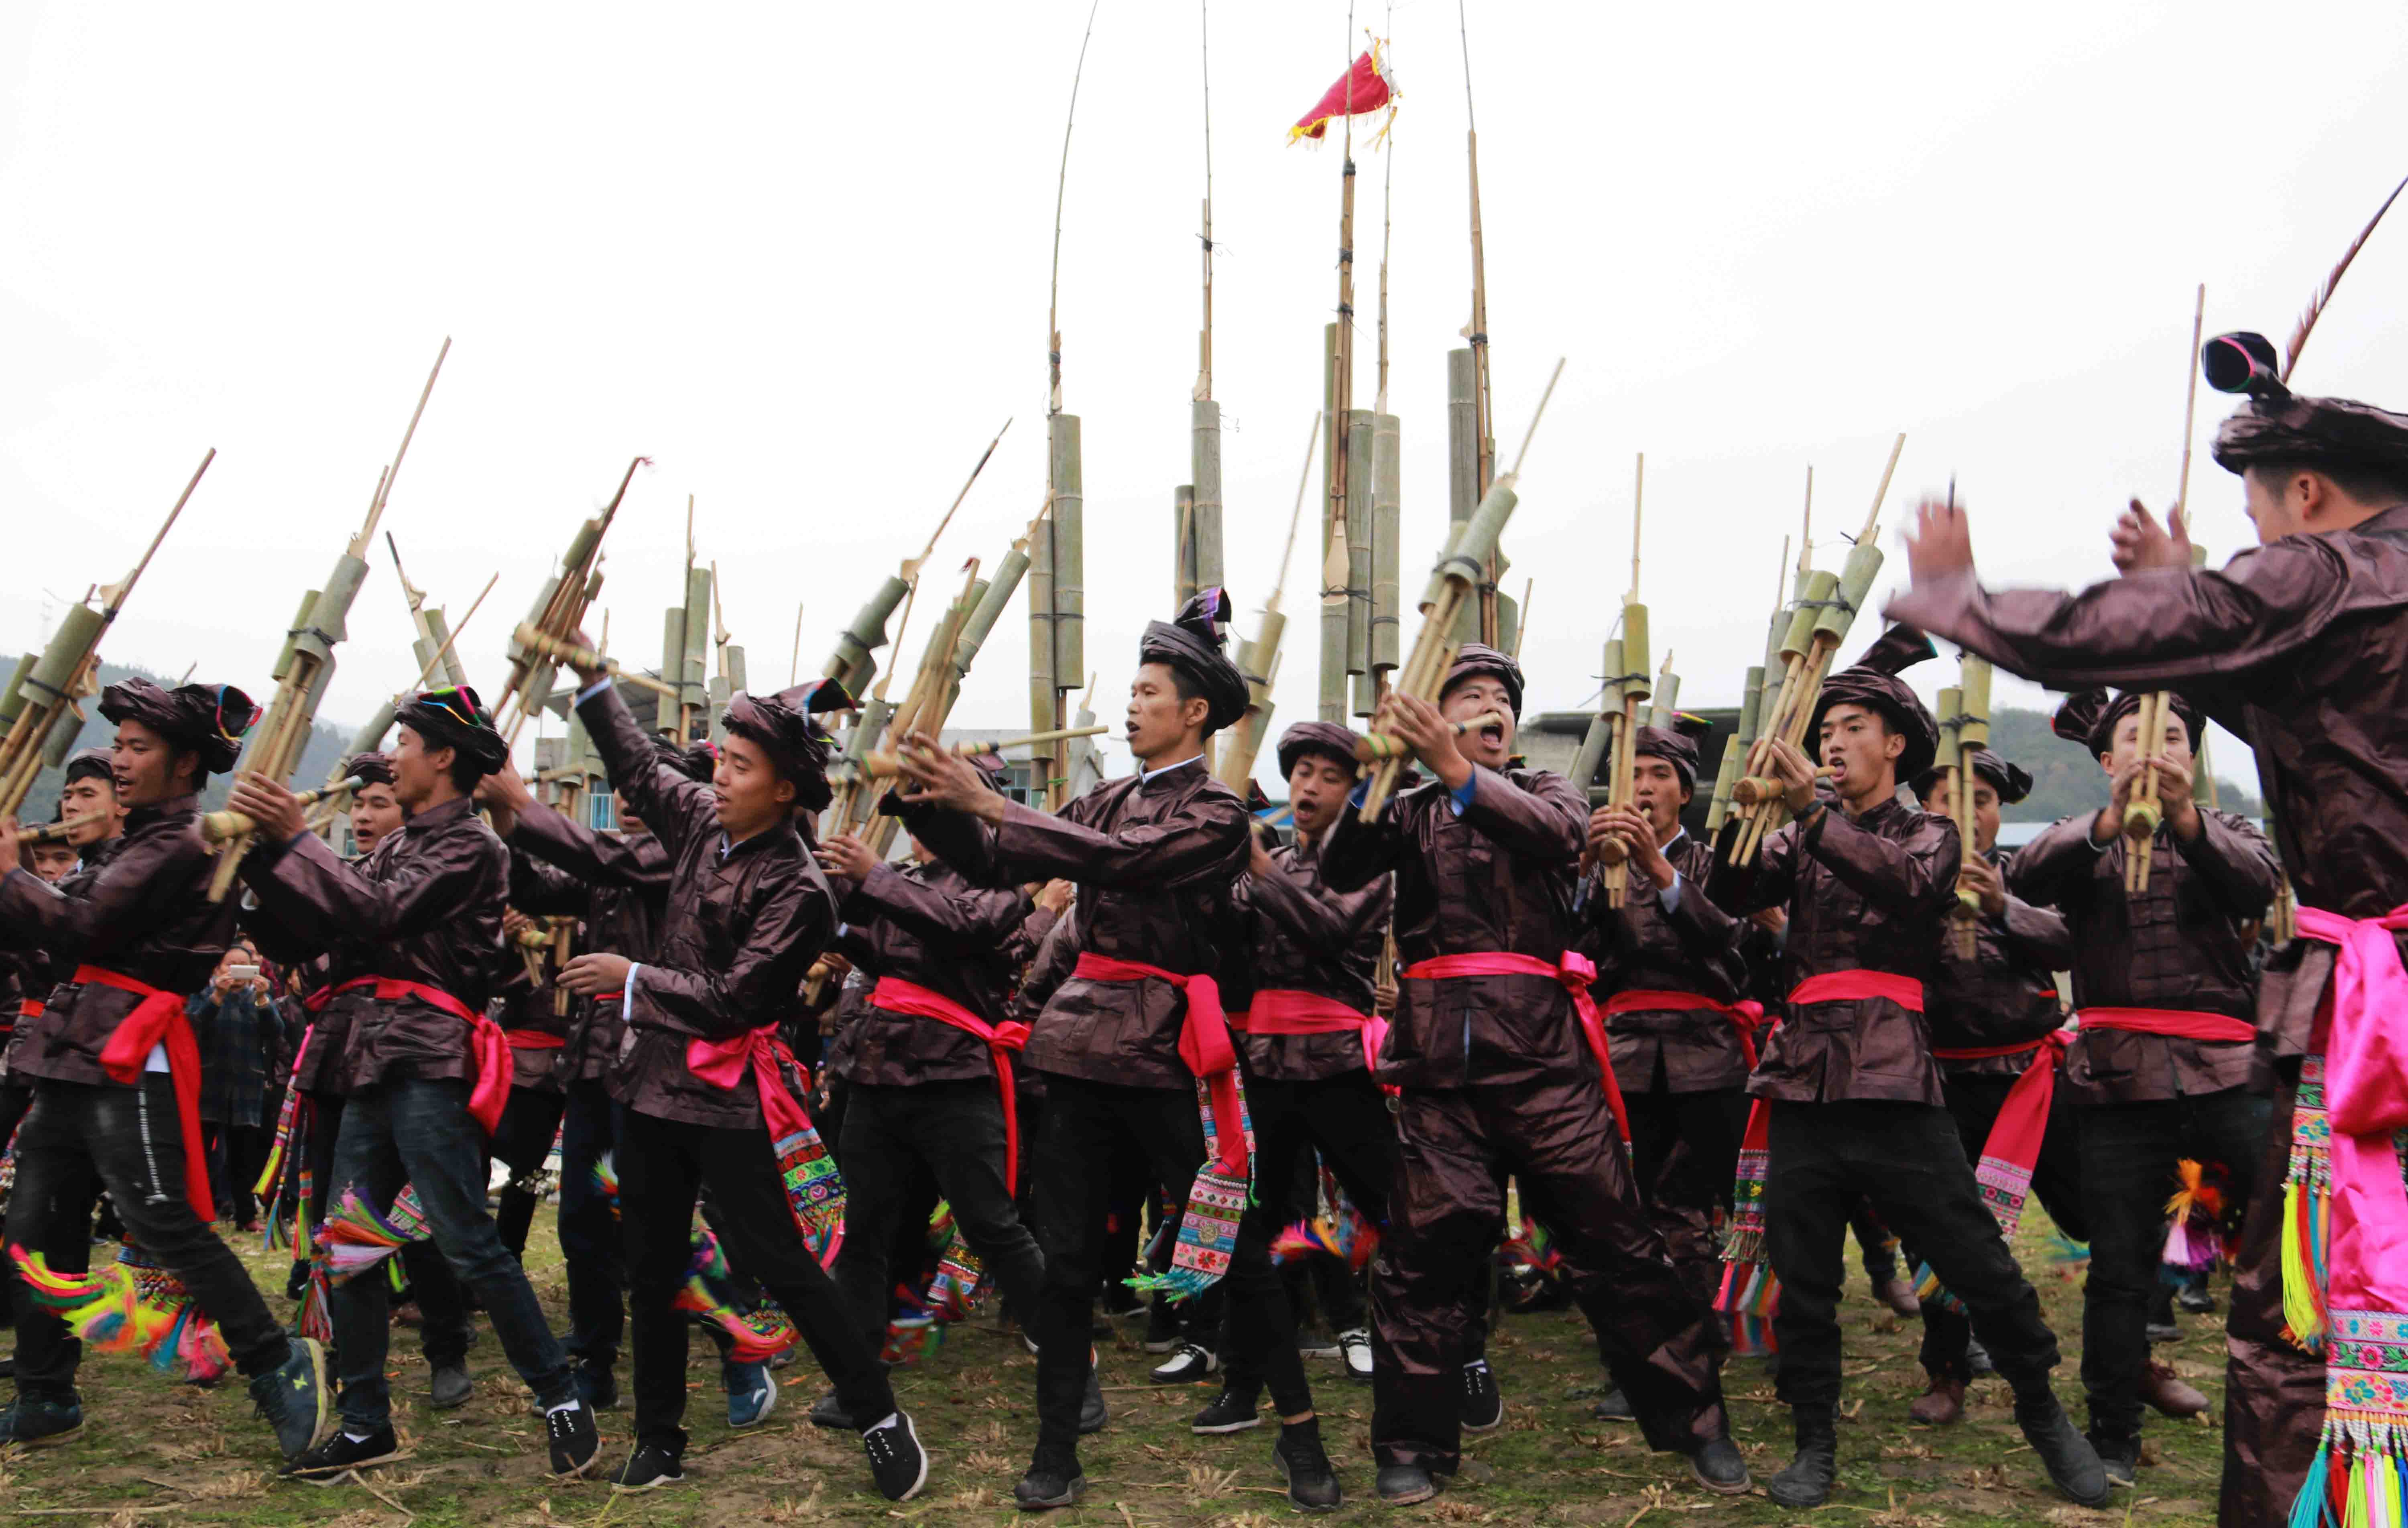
[327,1078,572,1432]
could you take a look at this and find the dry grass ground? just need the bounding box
[0,1210,2226,1526]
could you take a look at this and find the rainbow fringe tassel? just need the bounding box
[1272,1210,1380,1272]
[773,1126,844,1267]
[674,1228,798,1363]
[2282,1058,2335,1354]
[2287,1309,2408,1528]
[921,1203,987,1322]
[8,1244,232,1384]
[1127,1077,1255,1304]
[318,1185,433,1285]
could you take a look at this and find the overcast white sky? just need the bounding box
[8,2,2406,786]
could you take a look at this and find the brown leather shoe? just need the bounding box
[2141,1359,2210,1418]
[1909,1376,1966,1425]
[1874,1275,1923,1317]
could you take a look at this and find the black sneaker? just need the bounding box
[1273,1421,1342,1512]
[2091,1430,2140,1490]
[281,1427,406,1479]
[2176,1280,2217,1315]
[1592,1386,1635,1421]
[2015,1395,2109,1506]
[808,1390,856,1430]
[1460,1359,1504,1432]
[577,1365,619,1412]
[248,1337,334,1463]
[1296,1328,1340,1360]
[1143,1297,1182,1353]
[1376,1462,1438,1505]
[2144,1319,2180,1343]
[1191,1380,1262,1434]
[1015,1448,1086,1510]
[429,1363,473,1411]
[610,1442,684,1491]
[0,1398,82,1448]
[862,1411,928,1503]
[545,1401,600,1478]
[1150,1342,1218,1384]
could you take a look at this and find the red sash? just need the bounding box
[1602,988,1769,1068]
[685,1026,816,1142]
[317,975,512,1134]
[1934,1038,2048,1061]
[870,975,1033,1185]
[504,1030,567,1050]
[1230,988,1390,1083]
[1789,969,1925,1011]
[1400,951,1629,1144]
[2077,1006,2256,1044]
[1072,952,1247,1176]
[78,965,212,1220]
[15,999,39,1020]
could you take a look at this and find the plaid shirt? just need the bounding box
[187,987,279,1126]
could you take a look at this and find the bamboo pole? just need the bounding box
[864,726,1110,778]
[1346,408,1376,715]
[1598,456,1651,905]
[1216,413,1320,794]
[512,626,681,701]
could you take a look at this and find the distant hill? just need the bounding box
[11,660,358,824]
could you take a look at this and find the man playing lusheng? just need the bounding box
[0,680,334,1461]
[888,591,1256,1512]
[1888,326,2408,1527]
[553,656,926,1501]
[1323,644,1745,1506]
[1708,630,2106,1509]
[1577,714,1755,1424]
[231,688,595,1479]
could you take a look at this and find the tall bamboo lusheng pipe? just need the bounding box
[1215,413,1321,794]
[828,561,983,854]
[385,533,472,693]
[1455,0,1500,646]
[2125,286,2211,896]
[494,455,646,750]
[1706,542,1791,836]
[1733,766,1837,808]
[1357,358,1565,822]
[1597,456,1653,907]
[202,778,366,845]
[0,448,212,816]
[1936,647,1992,958]
[1179,5,1226,624]
[862,727,1110,778]
[319,570,498,843]
[1345,407,1377,715]
[512,626,680,702]
[1726,434,1906,867]
[210,340,451,902]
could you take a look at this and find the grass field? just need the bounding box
[0,1211,2229,1526]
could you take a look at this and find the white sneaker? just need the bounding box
[1338,1329,1373,1384]
[1149,1342,1218,1384]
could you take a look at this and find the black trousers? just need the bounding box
[2076,1087,2271,1445]
[1375,1079,1727,1472]
[1027,1073,1218,1455]
[833,1078,1049,1360]
[6,1078,293,1402]
[617,1105,895,1455]
[1224,1069,1490,1420]
[491,1085,566,1264]
[303,1087,470,1367]
[1765,1099,2061,1411]
[1917,1071,2087,1383]
[0,1079,37,1326]
[201,1122,270,1227]
[1624,1086,1751,1312]
[554,1078,624,1373]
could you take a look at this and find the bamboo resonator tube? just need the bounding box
[1729,765,1838,809]
[1351,711,1509,763]
[513,626,682,701]
[2124,691,2168,894]
[1938,658,1992,955]
[200,777,365,845]
[859,726,1108,779]
[20,810,111,847]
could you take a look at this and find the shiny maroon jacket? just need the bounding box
[1709,793,1962,1106]
[1236,833,1393,1082]
[902,757,1250,1091]
[1578,830,1753,1094]
[1924,845,2072,1082]
[829,858,1030,1087]
[1319,765,1591,1091]
[506,804,672,1085]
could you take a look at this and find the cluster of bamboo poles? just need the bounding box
[1936,657,1993,959]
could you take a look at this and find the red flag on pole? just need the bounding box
[1288,43,1398,145]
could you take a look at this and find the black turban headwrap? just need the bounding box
[395,685,510,777]
[1275,720,1361,780]
[341,751,397,788]
[1138,588,1249,735]
[1632,712,1714,793]
[1440,643,1525,717]
[2203,330,2408,483]
[1910,747,2033,807]
[724,683,840,813]
[648,736,720,784]
[1806,625,1941,784]
[2050,688,2201,757]
[98,678,258,776]
[62,748,114,787]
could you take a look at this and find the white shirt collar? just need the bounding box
[1138,753,1206,786]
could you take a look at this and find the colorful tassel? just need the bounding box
[673,1229,798,1363]
[881,1311,944,1367]
[772,1125,845,1267]
[2282,1059,2337,1353]
[1128,1077,1254,1303]
[6,1244,231,1383]
[317,1185,433,1285]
